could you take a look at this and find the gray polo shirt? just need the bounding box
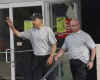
[62,30,96,64]
[19,26,57,56]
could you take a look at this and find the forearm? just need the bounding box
[90,48,96,62]
[9,25,20,37]
[50,43,57,57]
[56,48,65,58]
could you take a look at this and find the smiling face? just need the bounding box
[70,19,81,32]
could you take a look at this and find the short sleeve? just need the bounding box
[85,34,96,49]
[19,30,32,40]
[48,27,57,45]
[62,38,68,50]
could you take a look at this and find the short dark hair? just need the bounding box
[31,15,43,21]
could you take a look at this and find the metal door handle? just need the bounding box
[5,49,10,63]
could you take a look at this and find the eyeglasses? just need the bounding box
[70,24,80,27]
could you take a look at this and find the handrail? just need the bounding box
[5,49,10,63]
[0,48,66,80]
[2,48,60,54]
[40,59,61,80]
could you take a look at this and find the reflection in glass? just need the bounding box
[13,6,42,80]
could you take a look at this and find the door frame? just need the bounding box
[9,1,49,25]
[0,1,49,80]
[0,4,15,80]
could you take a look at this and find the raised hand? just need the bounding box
[6,17,14,28]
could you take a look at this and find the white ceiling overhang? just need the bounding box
[0,0,73,4]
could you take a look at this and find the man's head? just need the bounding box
[70,19,81,32]
[31,15,43,29]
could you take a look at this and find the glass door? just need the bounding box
[0,8,11,80]
[13,6,42,80]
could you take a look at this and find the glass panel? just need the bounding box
[51,2,74,80]
[0,8,11,80]
[58,55,73,80]
[13,6,42,80]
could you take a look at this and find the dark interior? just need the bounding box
[81,0,100,44]
[81,0,98,80]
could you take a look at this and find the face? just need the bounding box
[70,20,80,32]
[32,18,43,28]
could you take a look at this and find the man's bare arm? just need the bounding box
[55,48,65,61]
[6,17,20,37]
[87,48,96,70]
[50,43,57,57]
[48,42,57,65]
[90,48,96,62]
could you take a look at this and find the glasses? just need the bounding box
[70,24,80,27]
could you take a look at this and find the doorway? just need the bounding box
[0,1,49,80]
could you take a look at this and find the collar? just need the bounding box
[76,30,81,33]
[72,30,81,34]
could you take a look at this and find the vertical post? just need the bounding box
[42,1,45,25]
[9,5,15,80]
[72,0,78,19]
[77,0,82,28]
[72,0,82,29]
[73,0,82,27]
[42,1,50,26]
